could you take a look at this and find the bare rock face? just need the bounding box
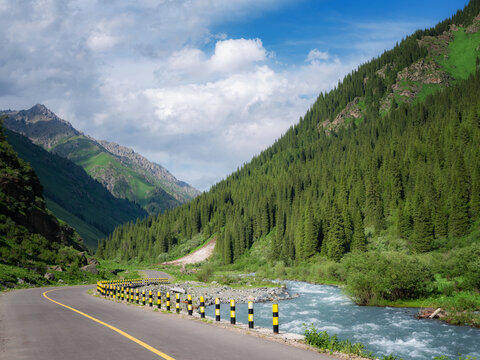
[466,13,480,34]
[98,140,200,200]
[320,97,366,135]
[397,59,451,85]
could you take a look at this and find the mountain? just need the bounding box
[98,1,480,305]
[0,121,93,289]
[1,105,200,214]
[4,128,147,249]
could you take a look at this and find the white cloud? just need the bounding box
[209,38,267,73]
[306,48,330,63]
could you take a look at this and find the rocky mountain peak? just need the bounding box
[3,104,80,149]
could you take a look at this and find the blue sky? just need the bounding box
[0,0,470,190]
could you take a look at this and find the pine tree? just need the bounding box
[303,205,318,258]
[351,209,366,251]
[326,204,347,261]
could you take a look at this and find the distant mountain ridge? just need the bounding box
[1,104,200,213]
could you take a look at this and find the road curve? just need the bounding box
[0,285,338,360]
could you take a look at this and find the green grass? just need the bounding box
[80,150,157,205]
[45,197,105,249]
[415,83,444,103]
[437,28,480,80]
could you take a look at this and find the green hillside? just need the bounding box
[99,0,480,316]
[50,135,181,214]
[5,129,147,249]
[0,121,100,289]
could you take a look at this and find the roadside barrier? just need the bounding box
[96,279,283,334]
[273,303,279,334]
[230,299,236,325]
[199,296,205,318]
[248,301,254,329]
[187,295,193,315]
[215,298,220,321]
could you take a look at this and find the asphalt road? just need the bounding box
[0,285,338,360]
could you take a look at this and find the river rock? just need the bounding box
[44,272,55,280]
[80,264,98,275]
[88,258,100,265]
[170,287,186,294]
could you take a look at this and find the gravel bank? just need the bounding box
[133,280,298,306]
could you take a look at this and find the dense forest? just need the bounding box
[99,0,480,300]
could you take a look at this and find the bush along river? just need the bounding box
[205,281,480,360]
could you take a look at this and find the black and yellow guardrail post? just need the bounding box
[149,290,153,307]
[248,301,254,329]
[215,298,220,321]
[126,287,129,302]
[175,293,180,313]
[230,299,236,324]
[199,296,205,318]
[136,288,139,304]
[130,288,134,303]
[273,303,279,334]
[157,291,161,309]
[121,286,124,301]
[142,290,146,306]
[166,292,171,311]
[187,294,192,315]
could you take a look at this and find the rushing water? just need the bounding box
[205,281,480,360]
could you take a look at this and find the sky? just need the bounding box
[0,0,470,191]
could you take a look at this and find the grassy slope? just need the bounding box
[52,136,180,212]
[44,198,105,248]
[438,27,480,79]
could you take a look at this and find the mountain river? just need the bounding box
[205,281,480,359]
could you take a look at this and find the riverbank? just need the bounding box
[135,280,296,306]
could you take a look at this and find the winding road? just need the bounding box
[0,283,338,360]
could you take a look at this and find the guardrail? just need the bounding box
[96,279,280,334]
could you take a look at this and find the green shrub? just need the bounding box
[195,263,214,283]
[303,324,372,358]
[342,251,434,304]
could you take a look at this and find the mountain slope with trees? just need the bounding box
[4,128,147,249]
[99,1,480,311]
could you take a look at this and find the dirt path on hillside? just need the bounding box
[162,238,216,266]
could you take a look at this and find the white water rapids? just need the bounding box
[206,281,480,359]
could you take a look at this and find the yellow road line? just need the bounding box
[43,289,175,360]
